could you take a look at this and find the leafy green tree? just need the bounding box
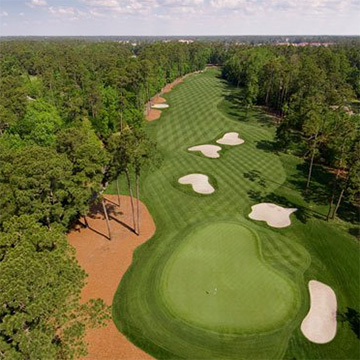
[0,76,26,135]
[0,145,72,227]
[56,120,109,220]
[332,135,360,219]
[131,128,160,235]
[326,111,358,220]
[107,127,137,232]
[301,95,329,189]
[0,215,109,360]
[12,99,63,146]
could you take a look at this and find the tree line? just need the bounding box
[0,40,211,359]
[221,43,360,220]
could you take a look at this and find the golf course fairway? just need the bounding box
[110,68,360,360]
[161,222,299,333]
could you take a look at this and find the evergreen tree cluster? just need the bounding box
[221,43,360,218]
[0,40,211,359]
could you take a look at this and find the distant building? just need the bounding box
[178,39,194,44]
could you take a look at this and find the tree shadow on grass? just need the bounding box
[348,227,360,241]
[289,162,359,224]
[256,139,279,153]
[244,170,267,188]
[289,162,333,207]
[251,112,276,128]
[338,308,360,340]
[336,201,360,225]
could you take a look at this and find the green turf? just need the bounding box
[161,222,299,334]
[111,68,360,359]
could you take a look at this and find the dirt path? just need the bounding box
[68,195,155,359]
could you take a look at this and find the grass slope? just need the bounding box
[161,221,299,334]
[111,69,360,359]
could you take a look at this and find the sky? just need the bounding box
[0,0,359,36]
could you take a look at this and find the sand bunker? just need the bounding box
[248,203,297,228]
[178,174,215,194]
[151,104,169,109]
[301,280,337,344]
[188,145,222,158]
[216,132,244,146]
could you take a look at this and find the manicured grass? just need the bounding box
[111,69,360,359]
[161,222,300,334]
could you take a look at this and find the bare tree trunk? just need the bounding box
[102,199,112,240]
[116,177,121,207]
[306,149,315,190]
[332,187,345,220]
[125,168,136,233]
[136,173,140,236]
[331,171,351,219]
[327,169,340,221]
[306,134,318,190]
[279,84,287,117]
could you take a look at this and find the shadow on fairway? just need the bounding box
[244,170,267,188]
[289,163,359,224]
[348,227,360,241]
[256,139,279,153]
[338,307,360,340]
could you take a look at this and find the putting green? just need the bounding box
[161,222,299,333]
[111,68,360,359]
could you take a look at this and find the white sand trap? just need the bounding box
[151,104,169,109]
[301,280,337,344]
[188,145,222,158]
[216,132,244,146]
[178,174,215,194]
[248,203,297,228]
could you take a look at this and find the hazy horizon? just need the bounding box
[1,0,359,37]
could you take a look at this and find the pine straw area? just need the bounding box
[68,195,155,359]
[145,77,183,121]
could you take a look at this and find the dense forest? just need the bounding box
[0,39,359,358]
[0,40,211,359]
[221,42,360,219]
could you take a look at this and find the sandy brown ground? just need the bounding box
[145,96,167,121]
[68,195,155,360]
[153,96,167,104]
[146,108,162,121]
[145,77,183,121]
[161,77,183,94]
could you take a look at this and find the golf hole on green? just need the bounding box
[160,222,300,334]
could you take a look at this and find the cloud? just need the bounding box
[160,0,203,7]
[19,0,359,28]
[0,11,9,17]
[48,7,76,16]
[26,0,48,8]
[210,0,246,9]
[82,0,119,8]
[207,0,356,17]
[81,0,158,16]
